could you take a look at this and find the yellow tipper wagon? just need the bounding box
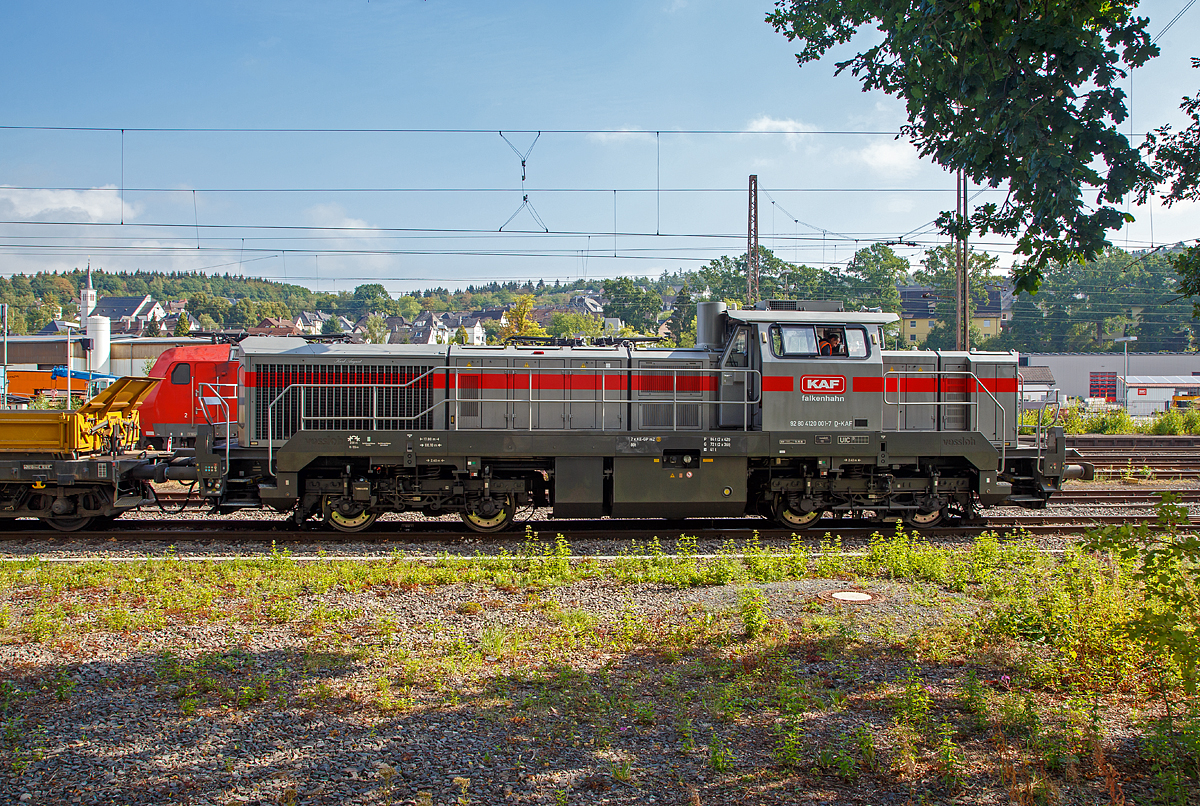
[0,376,159,456]
[0,377,179,531]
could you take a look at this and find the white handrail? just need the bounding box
[196,382,234,469]
[263,364,762,475]
[882,369,1008,471]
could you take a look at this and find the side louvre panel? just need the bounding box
[250,363,438,441]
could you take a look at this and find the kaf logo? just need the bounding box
[800,375,846,394]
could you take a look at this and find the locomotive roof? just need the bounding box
[237,336,449,358]
[728,309,900,325]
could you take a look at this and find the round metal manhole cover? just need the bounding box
[817,589,885,604]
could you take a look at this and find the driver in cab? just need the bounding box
[819,330,845,356]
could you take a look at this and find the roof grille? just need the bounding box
[756,299,845,312]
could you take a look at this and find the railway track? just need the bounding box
[0,511,1191,546]
[1065,434,1200,478]
[1047,490,1200,505]
[148,486,1198,512]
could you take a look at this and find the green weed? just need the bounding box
[935,721,965,789]
[774,719,806,768]
[738,588,769,638]
[959,669,989,731]
[892,668,932,733]
[708,734,734,772]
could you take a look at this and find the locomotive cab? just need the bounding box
[139,344,238,449]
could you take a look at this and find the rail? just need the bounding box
[263,364,760,476]
[882,369,1008,471]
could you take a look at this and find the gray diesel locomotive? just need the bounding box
[192,301,1090,532]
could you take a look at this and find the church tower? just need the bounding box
[80,264,97,318]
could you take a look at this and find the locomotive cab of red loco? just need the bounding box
[139,344,239,449]
[191,302,1086,533]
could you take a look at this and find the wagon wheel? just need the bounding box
[773,494,822,529]
[324,497,378,533]
[461,494,515,533]
[45,516,95,533]
[902,506,946,529]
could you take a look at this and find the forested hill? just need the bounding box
[1,241,1195,354]
[0,269,602,335]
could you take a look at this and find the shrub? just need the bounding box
[1082,494,1200,705]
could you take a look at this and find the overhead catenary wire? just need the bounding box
[498,132,549,232]
[0,184,1040,194]
[0,124,1177,286]
[0,125,904,135]
[1153,0,1198,43]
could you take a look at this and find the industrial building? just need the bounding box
[1019,352,1199,403]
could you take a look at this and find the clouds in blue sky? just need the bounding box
[0,0,1195,291]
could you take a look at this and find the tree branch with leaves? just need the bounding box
[767,0,1159,294]
[1141,58,1200,313]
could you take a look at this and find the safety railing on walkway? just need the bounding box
[262,365,761,476]
[196,382,238,468]
[882,369,1009,470]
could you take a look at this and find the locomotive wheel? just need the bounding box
[45,516,95,532]
[325,498,378,533]
[461,494,515,533]
[774,495,822,529]
[902,507,946,528]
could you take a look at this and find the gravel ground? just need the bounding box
[1,575,979,806]
[0,482,1191,805]
[1,489,1186,806]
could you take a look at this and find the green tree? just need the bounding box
[1143,60,1200,313]
[187,292,231,327]
[913,245,997,349]
[226,298,257,329]
[362,314,389,345]
[981,292,1044,352]
[5,309,27,336]
[144,315,161,337]
[197,314,218,331]
[394,295,422,320]
[602,278,661,333]
[27,303,55,333]
[841,243,905,313]
[173,316,190,337]
[547,311,602,340]
[767,0,1158,293]
[690,247,830,307]
[257,300,293,322]
[352,283,393,317]
[483,319,504,345]
[667,283,694,346]
[453,325,470,345]
[321,316,344,335]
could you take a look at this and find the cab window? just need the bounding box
[771,325,868,359]
[724,327,750,367]
[170,363,192,385]
[816,327,848,356]
[844,329,867,358]
[771,325,818,357]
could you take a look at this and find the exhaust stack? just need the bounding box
[695,301,727,350]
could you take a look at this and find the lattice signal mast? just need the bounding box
[747,175,759,306]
